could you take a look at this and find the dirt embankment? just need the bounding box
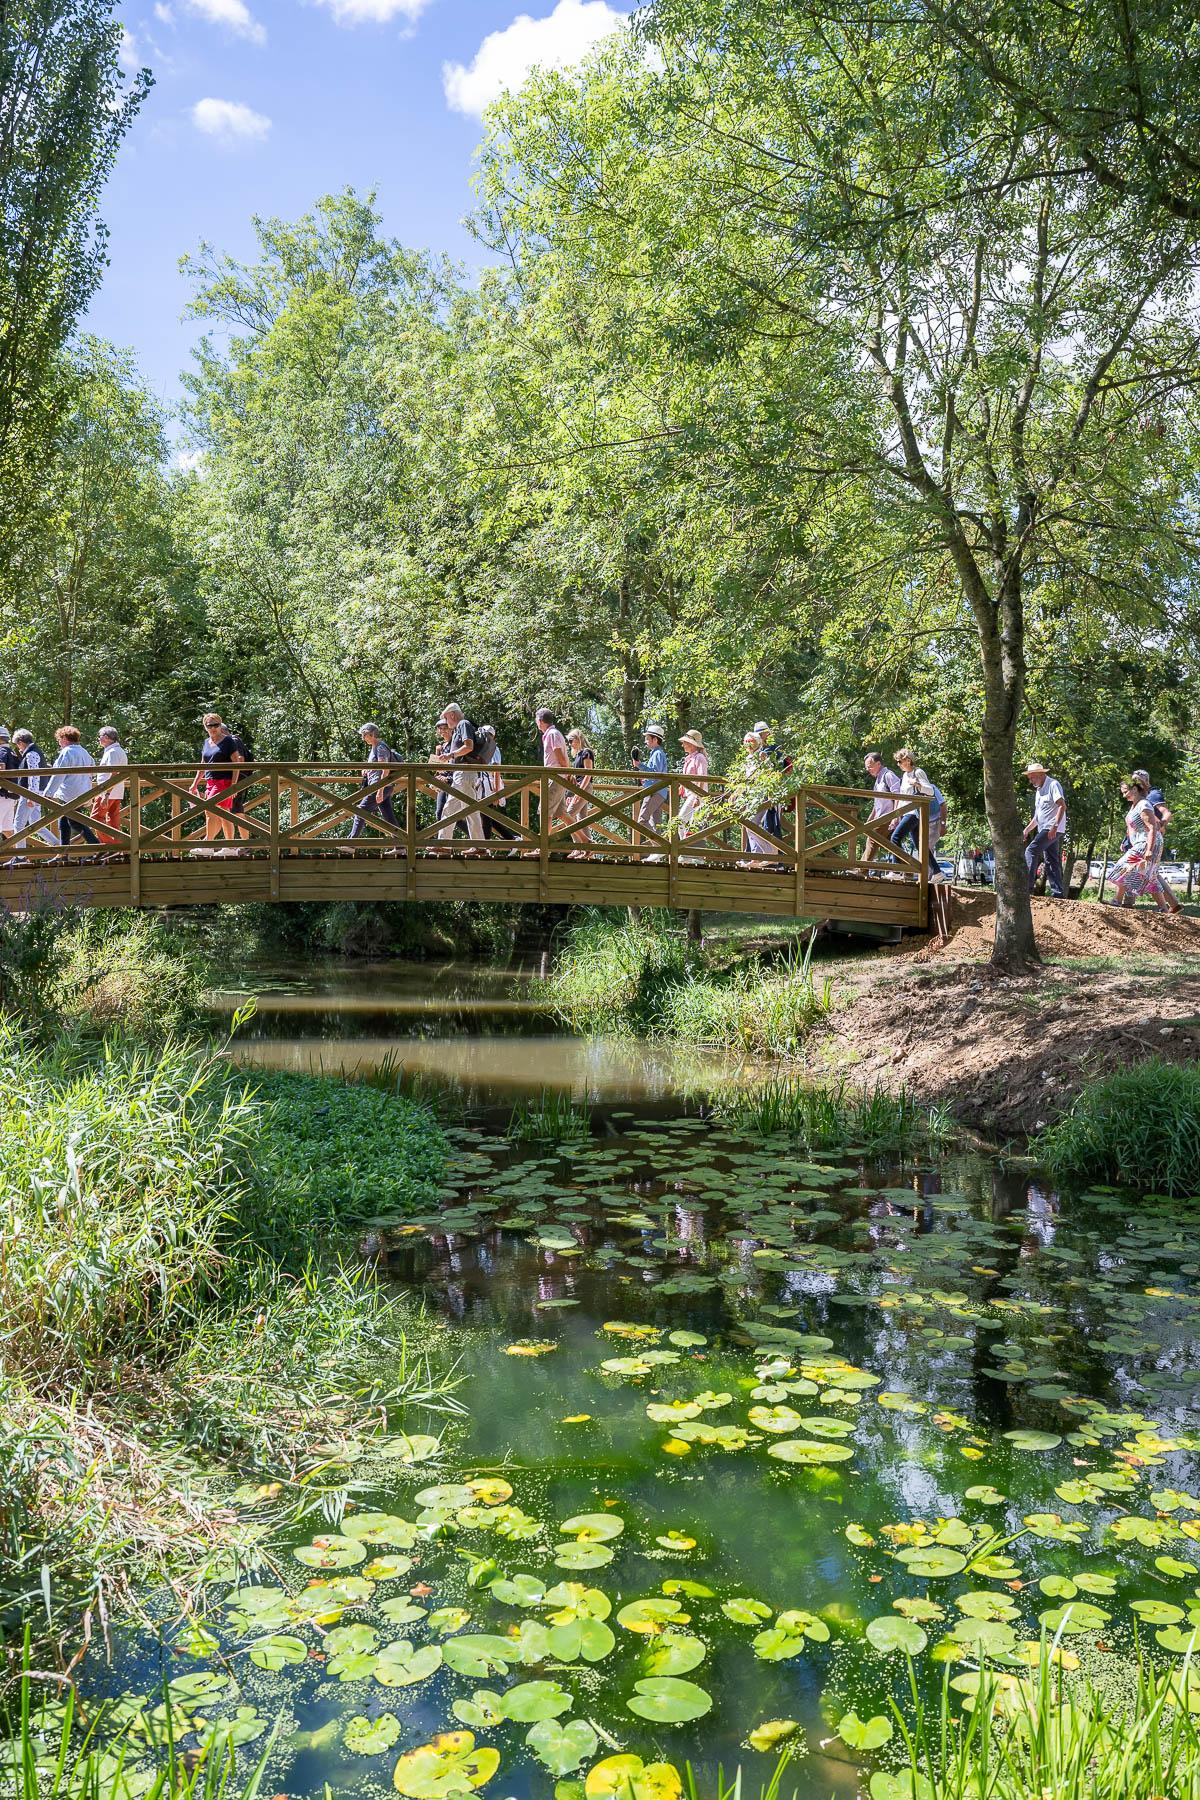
[820,891,1200,1140]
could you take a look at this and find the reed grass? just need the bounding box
[506,1090,591,1143]
[1032,1058,1200,1197]
[892,1640,1200,1799]
[713,1074,950,1152]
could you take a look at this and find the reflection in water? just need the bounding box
[229,1030,761,1101]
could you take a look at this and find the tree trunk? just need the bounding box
[977,580,1038,970]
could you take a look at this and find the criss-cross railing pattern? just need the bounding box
[0,763,929,924]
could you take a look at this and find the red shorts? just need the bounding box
[205,777,234,810]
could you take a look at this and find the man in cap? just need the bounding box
[348,722,399,842]
[1022,760,1068,898]
[638,723,670,833]
[0,729,18,839]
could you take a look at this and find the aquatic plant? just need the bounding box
[246,1066,450,1233]
[541,911,690,1032]
[505,1090,591,1143]
[712,1075,946,1150]
[892,1642,1200,1799]
[1032,1058,1200,1197]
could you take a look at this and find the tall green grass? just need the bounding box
[0,1018,458,1660]
[542,914,832,1056]
[713,1075,950,1151]
[892,1643,1200,1799]
[1032,1059,1200,1197]
[506,1090,591,1143]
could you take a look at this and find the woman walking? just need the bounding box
[1109,776,1169,909]
[677,730,709,836]
[740,731,774,861]
[46,726,98,847]
[890,749,944,878]
[565,728,596,854]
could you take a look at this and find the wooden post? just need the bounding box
[539,769,550,902]
[406,769,416,900]
[667,776,677,909]
[130,774,141,905]
[269,770,280,899]
[794,788,806,918]
[520,780,529,834]
[171,788,181,847]
[918,796,930,926]
[289,780,299,855]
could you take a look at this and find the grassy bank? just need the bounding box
[1032,1059,1200,1197]
[543,913,832,1056]
[0,1018,456,1670]
[712,1074,951,1152]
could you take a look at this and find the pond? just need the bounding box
[69,961,1200,1800]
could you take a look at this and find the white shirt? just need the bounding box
[1032,776,1067,834]
[900,767,935,799]
[99,741,128,801]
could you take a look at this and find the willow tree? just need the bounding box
[479,10,1200,967]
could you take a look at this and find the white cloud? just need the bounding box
[154,3,174,21]
[311,0,429,26]
[119,25,141,70]
[443,0,623,116]
[184,0,266,43]
[171,447,206,472]
[191,96,271,143]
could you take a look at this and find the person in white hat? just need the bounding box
[1021,760,1067,898]
[637,723,670,834]
[677,729,708,834]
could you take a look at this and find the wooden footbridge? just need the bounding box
[0,763,930,927]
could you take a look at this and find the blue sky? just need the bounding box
[88,0,626,422]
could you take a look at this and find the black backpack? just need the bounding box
[468,724,497,765]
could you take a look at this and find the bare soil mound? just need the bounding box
[913,888,1200,963]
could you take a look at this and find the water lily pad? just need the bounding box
[294,1534,366,1569]
[527,1720,599,1777]
[642,1631,706,1677]
[442,1635,520,1678]
[491,1574,546,1608]
[627,1677,712,1723]
[896,1546,966,1578]
[560,1513,624,1542]
[751,1610,829,1660]
[344,1512,418,1547]
[618,1597,684,1634]
[374,1641,444,1687]
[747,1719,800,1753]
[502,1680,573,1724]
[345,1713,402,1755]
[866,1616,927,1656]
[1036,1603,1110,1635]
[393,1731,500,1798]
[839,1712,893,1751]
[382,1432,441,1462]
[547,1618,616,1664]
[247,1633,306,1671]
[554,1542,614,1570]
[722,1597,772,1626]
[767,1438,854,1465]
[584,1756,682,1799]
[1003,1430,1062,1452]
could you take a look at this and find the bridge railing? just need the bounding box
[0,762,929,913]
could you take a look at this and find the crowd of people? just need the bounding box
[0,707,1187,910]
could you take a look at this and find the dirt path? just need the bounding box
[815,891,1200,1140]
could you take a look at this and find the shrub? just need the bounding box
[1032,1059,1200,1196]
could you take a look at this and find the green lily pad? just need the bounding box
[767,1438,854,1465]
[526,1719,598,1777]
[502,1680,573,1723]
[627,1677,712,1723]
[866,1616,927,1656]
[345,1713,402,1755]
[247,1633,306,1671]
[554,1542,614,1570]
[374,1641,444,1687]
[560,1513,624,1542]
[392,1731,500,1798]
[642,1631,706,1677]
[1003,1430,1062,1452]
[838,1712,894,1751]
[294,1534,366,1569]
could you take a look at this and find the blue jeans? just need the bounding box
[1026,827,1064,898]
[890,810,940,874]
[349,789,396,838]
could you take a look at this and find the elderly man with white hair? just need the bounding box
[1022,760,1068,898]
[435,702,485,842]
[92,726,128,843]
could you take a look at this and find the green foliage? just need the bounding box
[505,1091,590,1144]
[0,0,149,596]
[246,1068,449,1234]
[47,911,215,1036]
[1032,1060,1200,1197]
[891,1642,1200,1800]
[712,1077,948,1152]
[543,913,690,1035]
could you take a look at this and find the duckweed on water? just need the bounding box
[60,1111,1200,1799]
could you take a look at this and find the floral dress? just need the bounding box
[1113,797,1162,898]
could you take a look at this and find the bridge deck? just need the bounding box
[0,763,929,928]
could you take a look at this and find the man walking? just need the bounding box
[1022,761,1068,898]
[638,724,670,834]
[437,704,485,842]
[92,727,128,843]
[534,707,571,835]
[10,731,52,848]
[863,750,901,865]
[349,722,399,843]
